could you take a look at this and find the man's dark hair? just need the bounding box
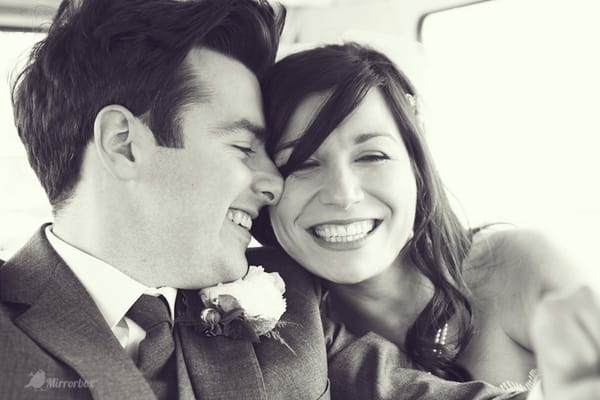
[11,0,284,211]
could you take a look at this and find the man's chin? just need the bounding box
[182,256,248,289]
[222,255,250,282]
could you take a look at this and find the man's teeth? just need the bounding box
[227,209,252,230]
[313,220,376,243]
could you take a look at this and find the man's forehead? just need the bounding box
[181,46,265,132]
[184,47,255,86]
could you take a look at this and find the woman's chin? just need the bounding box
[316,267,380,286]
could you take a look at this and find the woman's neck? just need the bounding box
[326,252,434,348]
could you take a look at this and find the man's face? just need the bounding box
[136,47,282,289]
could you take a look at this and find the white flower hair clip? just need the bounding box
[405,92,418,114]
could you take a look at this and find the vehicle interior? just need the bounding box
[1,0,599,285]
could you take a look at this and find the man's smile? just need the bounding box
[227,208,253,230]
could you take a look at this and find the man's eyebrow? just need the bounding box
[215,119,267,140]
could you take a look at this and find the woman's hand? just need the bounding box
[531,286,600,399]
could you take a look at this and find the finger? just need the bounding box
[536,317,598,385]
[533,286,600,348]
[533,287,600,383]
[547,378,600,400]
[572,286,600,357]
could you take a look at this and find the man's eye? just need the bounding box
[233,145,255,156]
[357,153,389,162]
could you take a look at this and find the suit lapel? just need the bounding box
[175,291,267,400]
[1,226,156,400]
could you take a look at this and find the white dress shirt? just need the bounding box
[45,225,178,360]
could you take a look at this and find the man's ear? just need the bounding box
[93,105,152,180]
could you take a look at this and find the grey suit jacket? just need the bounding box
[0,226,526,399]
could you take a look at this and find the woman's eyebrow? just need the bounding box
[354,132,393,144]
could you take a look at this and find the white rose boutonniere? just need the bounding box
[177,266,292,349]
[201,266,287,335]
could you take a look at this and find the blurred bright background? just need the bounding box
[422,0,600,274]
[0,31,49,259]
[1,0,599,281]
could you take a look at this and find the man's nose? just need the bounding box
[318,164,364,209]
[252,152,283,206]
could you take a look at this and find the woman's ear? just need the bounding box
[93,105,151,180]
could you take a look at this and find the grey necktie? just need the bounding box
[126,294,177,400]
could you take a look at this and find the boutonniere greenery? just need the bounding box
[177,266,293,351]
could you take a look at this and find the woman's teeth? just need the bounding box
[313,220,376,242]
[227,209,252,230]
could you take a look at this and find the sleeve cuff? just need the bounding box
[526,381,544,400]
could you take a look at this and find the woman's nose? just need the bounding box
[318,164,364,209]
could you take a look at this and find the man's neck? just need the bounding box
[51,210,160,288]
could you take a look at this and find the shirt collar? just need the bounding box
[45,225,178,329]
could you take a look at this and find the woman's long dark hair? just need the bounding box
[253,42,474,381]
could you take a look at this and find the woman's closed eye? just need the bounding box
[296,159,320,170]
[279,158,320,177]
[356,152,389,163]
[283,153,389,175]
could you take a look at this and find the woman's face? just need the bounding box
[269,88,418,284]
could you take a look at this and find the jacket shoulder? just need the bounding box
[246,246,300,272]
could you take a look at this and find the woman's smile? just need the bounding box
[308,218,382,249]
